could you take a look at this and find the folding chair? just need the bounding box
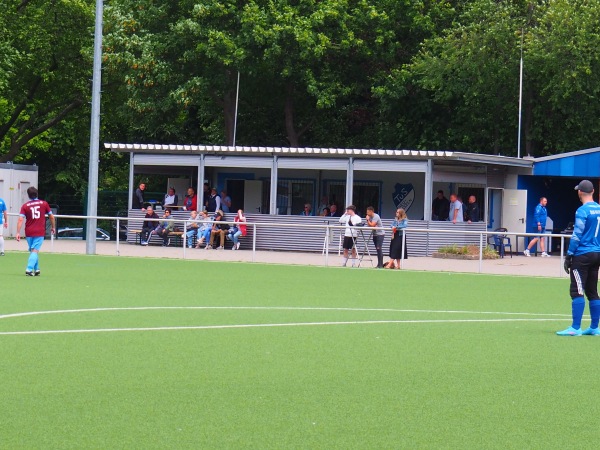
[492,228,512,258]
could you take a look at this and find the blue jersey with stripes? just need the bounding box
[567,201,600,256]
[0,198,5,224]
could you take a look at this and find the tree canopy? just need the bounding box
[1,0,600,198]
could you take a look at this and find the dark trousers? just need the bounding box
[570,252,600,299]
[373,234,385,268]
[155,227,170,245]
[141,226,155,242]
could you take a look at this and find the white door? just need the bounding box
[20,181,30,205]
[244,180,263,214]
[502,189,528,249]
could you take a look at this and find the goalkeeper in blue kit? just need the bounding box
[558,180,600,336]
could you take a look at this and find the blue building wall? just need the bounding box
[517,176,593,233]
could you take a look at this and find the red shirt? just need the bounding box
[234,215,247,236]
[20,199,52,237]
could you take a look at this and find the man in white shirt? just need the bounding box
[449,194,464,224]
[339,205,362,267]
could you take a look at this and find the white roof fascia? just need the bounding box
[534,147,600,162]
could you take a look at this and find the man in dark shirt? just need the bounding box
[465,195,480,223]
[432,190,450,221]
[132,183,146,210]
[140,206,159,245]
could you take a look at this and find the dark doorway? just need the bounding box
[226,179,245,212]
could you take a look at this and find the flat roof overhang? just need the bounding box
[105,143,534,169]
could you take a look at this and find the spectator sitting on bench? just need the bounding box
[227,209,247,250]
[185,210,201,248]
[140,206,159,246]
[164,187,178,208]
[207,210,229,250]
[155,208,174,247]
[195,210,213,248]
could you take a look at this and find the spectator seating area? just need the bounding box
[126,211,486,256]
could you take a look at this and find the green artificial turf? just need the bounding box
[0,253,598,448]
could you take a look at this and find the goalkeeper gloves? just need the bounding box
[564,255,573,274]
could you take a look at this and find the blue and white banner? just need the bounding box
[393,183,415,212]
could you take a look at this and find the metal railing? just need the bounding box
[6,212,570,276]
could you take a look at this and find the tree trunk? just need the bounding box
[220,70,238,146]
[284,82,299,147]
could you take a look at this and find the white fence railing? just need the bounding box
[6,212,571,276]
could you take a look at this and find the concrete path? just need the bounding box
[2,238,567,278]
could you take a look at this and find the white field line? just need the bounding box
[0,318,567,336]
[0,306,571,321]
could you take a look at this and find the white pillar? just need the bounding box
[345,157,354,207]
[424,159,433,221]
[198,154,205,210]
[128,153,135,210]
[269,155,278,214]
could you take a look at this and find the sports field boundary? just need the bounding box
[3,237,568,278]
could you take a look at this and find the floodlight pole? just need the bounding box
[85,0,104,254]
[232,71,240,147]
[517,29,524,159]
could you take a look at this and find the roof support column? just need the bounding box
[128,152,135,209]
[424,159,433,221]
[269,155,278,214]
[198,154,205,210]
[345,157,354,207]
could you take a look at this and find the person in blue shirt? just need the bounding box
[524,197,549,257]
[0,196,7,256]
[557,180,600,336]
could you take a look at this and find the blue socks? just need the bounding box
[589,299,600,329]
[571,296,585,329]
[27,252,39,272]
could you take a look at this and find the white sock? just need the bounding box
[342,257,348,267]
[0,236,4,252]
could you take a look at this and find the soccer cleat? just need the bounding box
[556,326,582,336]
[582,327,600,336]
[523,249,530,257]
[0,252,4,256]
[25,270,34,276]
[34,270,41,276]
[541,252,551,257]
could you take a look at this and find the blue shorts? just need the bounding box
[26,236,45,251]
[531,226,545,234]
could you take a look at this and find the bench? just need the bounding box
[129,229,185,247]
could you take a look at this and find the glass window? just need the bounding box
[261,179,316,215]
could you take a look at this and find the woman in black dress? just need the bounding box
[389,208,408,268]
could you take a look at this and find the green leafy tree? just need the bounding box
[0,0,93,162]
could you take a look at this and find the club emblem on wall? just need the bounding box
[393,183,415,212]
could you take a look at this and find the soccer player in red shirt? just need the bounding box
[16,187,56,276]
